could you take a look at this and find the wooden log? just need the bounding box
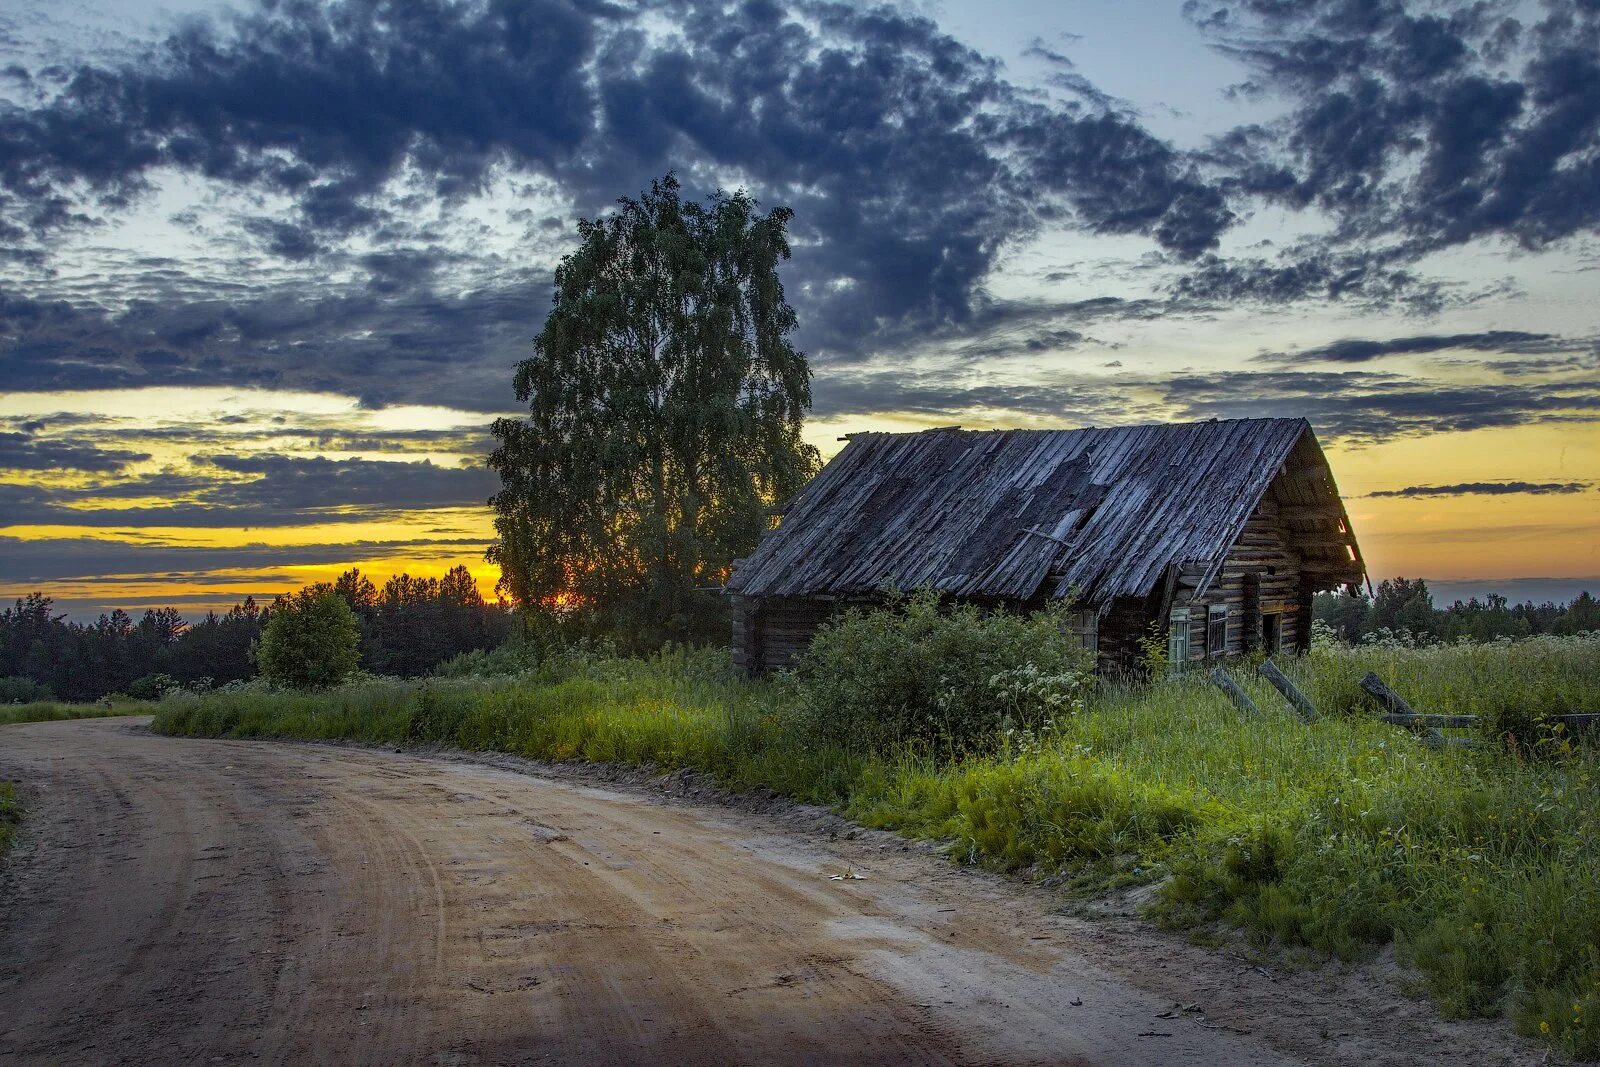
[1359,672,1417,717]
[1552,713,1600,731]
[1384,712,1600,731]
[1380,713,1476,728]
[1258,658,1319,723]
[1209,668,1260,718]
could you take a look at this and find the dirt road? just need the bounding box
[0,719,1532,1066]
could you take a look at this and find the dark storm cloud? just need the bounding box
[1257,330,1571,364]
[1159,370,1600,440]
[0,0,1236,404]
[0,430,148,471]
[0,276,535,411]
[1172,246,1456,311]
[1190,0,1600,259]
[813,362,1600,443]
[0,453,496,528]
[195,453,499,511]
[0,534,490,585]
[1364,481,1592,499]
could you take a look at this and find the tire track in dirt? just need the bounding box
[0,718,1538,1066]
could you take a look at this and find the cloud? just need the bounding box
[1189,0,1600,264]
[0,429,149,470]
[0,453,497,528]
[0,0,1242,408]
[194,453,499,511]
[0,534,491,585]
[811,361,1600,443]
[1257,330,1576,364]
[1158,370,1600,440]
[1364,481,1593,499]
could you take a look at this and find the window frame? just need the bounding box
[1064,609,1098,653]
[1262,611,1283,654]
[1167,606,1191,670]
[1207,604,1228,657]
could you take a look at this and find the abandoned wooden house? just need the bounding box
[725,417,1365,674]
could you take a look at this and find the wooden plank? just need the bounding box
[1258,658,1319,722]
[1209,667,1261,718]
[1380,713,1475,728]
[1359,672,1417,717]
[1382,712,1600,731]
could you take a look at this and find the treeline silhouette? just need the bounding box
[0,565,512,702]
[1314,578,1600,644]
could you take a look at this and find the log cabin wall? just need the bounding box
[1094,596,1157,672]
[725,420,1365,676]
[735,596,840,674]
[1180,497,1306,661]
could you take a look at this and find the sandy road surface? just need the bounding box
[0,719,1531,1066]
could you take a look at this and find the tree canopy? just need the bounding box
[488,174,820,645]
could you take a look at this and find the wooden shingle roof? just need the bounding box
[725,417,1359,608]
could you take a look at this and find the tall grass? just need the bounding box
[0,697,154,727]
[151,636,1600,1058]
[0,782,19,856]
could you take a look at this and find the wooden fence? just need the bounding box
[1206,661,1596,747]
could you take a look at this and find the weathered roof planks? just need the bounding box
[726,417,1361,609]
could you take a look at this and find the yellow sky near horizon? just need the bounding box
[4,391,1596,619]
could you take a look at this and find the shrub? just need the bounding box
[796,589,1094,752]
[257,585,361,689]
[0,676,51,703]
[128,673,180,700]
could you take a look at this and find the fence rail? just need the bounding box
[1203,661,1595,746]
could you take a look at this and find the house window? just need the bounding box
[1262,612,1282,654]
[1207,604,1228,656]
[1167,607,1190,670]
[1065,609,1098,652]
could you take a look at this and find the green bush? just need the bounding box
[0,676,52,704]
[257,585,361,689]
[128,673,180,700]
[796,589,1095,752]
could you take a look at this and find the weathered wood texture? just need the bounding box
[732,596,840,674]
[727,417,1366,675]
[1380,713,1600,730]
[1209,668,1261,717]
[1360,672,1418,717]
[1094,596,1158,672]
[727,418,1361,608]
[1259,658,1320,722]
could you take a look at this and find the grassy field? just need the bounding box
[151,634,1600,1057]
[0,698,153,727]
[0,782,20,856]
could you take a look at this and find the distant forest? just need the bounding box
[0,565,511,703]
[3,572,1596,703]
[1313,578,1599,643]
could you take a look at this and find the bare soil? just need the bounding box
[0,717,1539,1066]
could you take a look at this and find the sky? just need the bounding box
[1,0,1597,619]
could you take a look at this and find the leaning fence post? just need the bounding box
[1359,672,1417,718]
[1258,658,1320,723]
[1209,667,1260,718]
[1359,670,1468,748]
